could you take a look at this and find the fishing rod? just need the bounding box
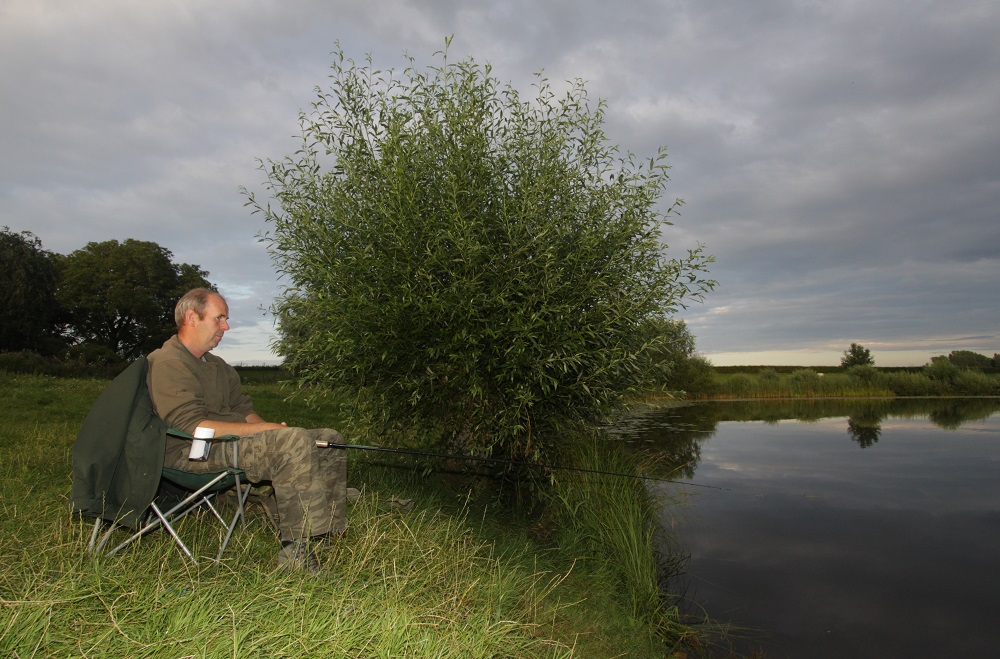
[315,439,729,491]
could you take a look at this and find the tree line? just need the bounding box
[1,227,212,362]
[840,343,998,370]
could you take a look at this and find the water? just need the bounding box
[612,398,1000,658]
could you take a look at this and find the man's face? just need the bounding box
[187,294,230,353]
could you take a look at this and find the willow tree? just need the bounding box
[247,43,714,460]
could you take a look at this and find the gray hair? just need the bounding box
[174,288,221,328]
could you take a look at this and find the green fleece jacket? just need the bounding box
[146,335,255,434]
[70,357,166,529]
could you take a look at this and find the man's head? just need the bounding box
[175,288,229,357]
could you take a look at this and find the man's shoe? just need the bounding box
[275,540,321,574]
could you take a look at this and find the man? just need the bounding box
[147,288,348,572]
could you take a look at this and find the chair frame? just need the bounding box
[88,432,254,565]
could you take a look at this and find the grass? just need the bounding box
[0,372,699,658]
[4,509,557,656]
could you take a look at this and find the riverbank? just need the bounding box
[649,365,1000,401]
[0,373,701,658]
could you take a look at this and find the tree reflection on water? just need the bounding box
[846,417,881,447]
[609,397,1000,475]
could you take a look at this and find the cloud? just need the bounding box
[2,0,998,365]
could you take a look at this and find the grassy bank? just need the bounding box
[650,364,1000,400]
[0,373,701,658]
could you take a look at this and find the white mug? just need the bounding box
[189,426,215,461]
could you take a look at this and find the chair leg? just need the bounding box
[89,469,252,565]
[87,517,102,554]
[236,475,247,530]
[94,522,123,555]
[104,512,166,558]
[201,494,228,526]
[215,475,253,563]
[103,471,231,561]
[230,442,247,531]
[150,501,198,564]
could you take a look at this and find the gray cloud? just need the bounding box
[2,0,997,365]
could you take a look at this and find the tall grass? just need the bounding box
[545,431,697,650]
[703,367,999,400]
[708,370,891,399]
[1,373,692,658]
[4,497,561,657]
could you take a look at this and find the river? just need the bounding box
[611,398,1000,658]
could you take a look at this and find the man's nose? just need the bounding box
[221,319,230,330]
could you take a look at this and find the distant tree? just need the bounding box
[0,227,64,354]
[247,44,716,459]
[57,239,213,359]
[840,343,874,368]
[946,350,992,369]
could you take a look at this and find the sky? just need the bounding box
[2,0,998,367]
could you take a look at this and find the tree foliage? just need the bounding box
[941,350,992,369]
[1,227,64,354]
[248,44,715,459]
[840,342,874,368]
[57,239,212,359]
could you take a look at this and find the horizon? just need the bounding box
[218,348,997,370]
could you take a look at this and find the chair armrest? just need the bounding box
[166,428,241,442]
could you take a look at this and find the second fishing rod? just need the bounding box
[315,438,729,491]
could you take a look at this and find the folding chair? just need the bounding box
[88,430,254,564]
[72,357,258,565]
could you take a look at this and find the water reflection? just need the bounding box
[610,398,1000,658]
[846,416,880,447]
[611,398,1000,475]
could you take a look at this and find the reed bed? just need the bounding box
[704,368,999,400]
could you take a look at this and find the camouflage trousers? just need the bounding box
[164,427,348,542]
